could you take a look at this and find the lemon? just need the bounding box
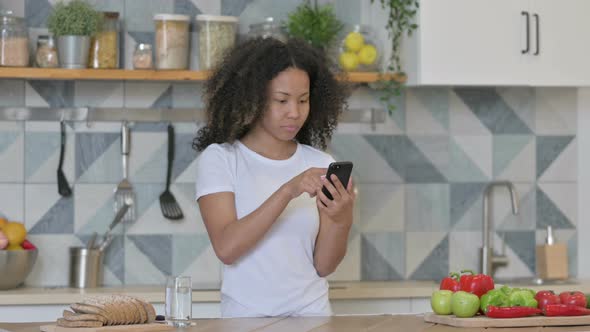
[344,32,364,52]
[339,52,359,71]
[0,217,6,229]
[3,222,26,246]
[358,44,378,65]
[6,243,23,250]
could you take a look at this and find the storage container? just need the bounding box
[154,14,190,70]
[196,14,238,70]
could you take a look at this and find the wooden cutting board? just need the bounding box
[424,312,590,328]
[40,323,174,332]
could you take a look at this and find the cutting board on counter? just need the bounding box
[40,323,174,332]
[424,312,590,328]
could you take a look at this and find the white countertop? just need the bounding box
[1,279,588,306]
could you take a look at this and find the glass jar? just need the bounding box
[89,11,120,69]
[35,35,58,68]
[0,10,29,67]
[196,14,238,70]
[337,25,381,72]
[154,14,190,70]
[247,17,286,42]
[133,43,153,69]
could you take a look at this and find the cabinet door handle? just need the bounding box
[533,13,540,55]
[521,11,530,54]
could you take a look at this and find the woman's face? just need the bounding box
[259,67,310,142]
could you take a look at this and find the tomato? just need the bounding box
[559,291,587,308]
[535,290,560,311]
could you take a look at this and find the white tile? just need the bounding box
[449,231,481,273]
[359,184,404,233]
[453,135,492,179]
[535,87,578,135]
[0,184,24,221]
[449,91,491,135]
[25,234,83,287]
[538,182,577,227]
[24,184,62,230]
[405,232,446,279]
[0,131,23,182]
[124,239,167,285]
[495,137,536,182]
[181,246,222,284]
[124,82,171,108]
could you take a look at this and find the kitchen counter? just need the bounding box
[1,279,589,305]
[1,315,590,332]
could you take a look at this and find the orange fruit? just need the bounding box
[0,217,7,229]
[6,243,23,251]
[3,222,26,246]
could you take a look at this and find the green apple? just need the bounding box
[431,290,453,315]
[451,291,480,318]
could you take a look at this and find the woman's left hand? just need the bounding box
[316,174,356,225]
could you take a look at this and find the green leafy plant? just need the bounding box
[370,0,419,114]
[285,0,343,51]
[47,0,102,37]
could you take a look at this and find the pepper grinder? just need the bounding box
[535,226,569,280]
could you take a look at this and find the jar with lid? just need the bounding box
[196,15,238,70]
[133,43,153,69]
[89,11,120,69]
[0,10,29,67]
[247,17,286,42]
[337,25,381,72]
[154,14,190,70]
[35,35,58,68]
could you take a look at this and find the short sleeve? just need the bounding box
[195,144,235,201]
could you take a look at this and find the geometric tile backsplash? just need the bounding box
[0,0,578,287]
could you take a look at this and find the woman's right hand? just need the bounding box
[283,167,327,199]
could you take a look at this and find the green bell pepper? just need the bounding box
[480,289,509,313]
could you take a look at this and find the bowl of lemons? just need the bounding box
[338,25,380,72]
[0,218,38,289]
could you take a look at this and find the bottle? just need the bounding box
[535,226,569,280]
[0,10,29,67]
[88,11,120,69]
[35,35,58,68]
[133,43,153,69]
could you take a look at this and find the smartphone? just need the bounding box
[321,161,354,200]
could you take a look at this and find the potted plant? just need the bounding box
[47,0,102,69]
[285,0,343,53]
[370,0,419,114]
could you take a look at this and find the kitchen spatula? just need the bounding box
[57,121,72,197]
[159,124,184,220]
[114,122,135,222]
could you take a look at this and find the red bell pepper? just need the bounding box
[559,291,587,308]
[21,239,36,250]
[458,270,495,298]
[535,290,561,311]
[485,306,541,318]
[544,304,590,316]
[439,272,460,292]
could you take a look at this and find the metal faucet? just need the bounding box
[481,181,519,277]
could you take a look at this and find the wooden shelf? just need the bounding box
[0,67,405,83]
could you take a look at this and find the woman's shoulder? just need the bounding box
[298,143,335,165]
[198,142,239,162]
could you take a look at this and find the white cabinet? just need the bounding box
[402,0,590,86]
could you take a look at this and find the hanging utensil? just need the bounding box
[57,120,72,197]
[159,124,184,220]
[98,198,131,252]
[114,121,135,222]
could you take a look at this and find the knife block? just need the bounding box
[536,243,568,280]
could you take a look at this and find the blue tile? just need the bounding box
[105,235,125,282]
[133,183,164,221]
[449,138,488,182]
[405,184,450,232]
[172,133,198,181]
[221,0,254,16]
[28,81,75,108]
[0,79,25,106]
[409,235,449,280]
[75,133,119,181]
[361,232,404,281]
[172,234,210,275]
[536,136,574,179]
[362,135,406,180]
[151,86,173,109]
[450,183,486,228]
[0,132,19,155]
[29,197,74,234]
[128,234,173,276]
[124,0,174,32]
[498,230,535,274]
[493,135,532,177]
[25,132,59,181]
[536,187,574,230]
[412,88,449,130]
[25,0,51,28]
[404,138,446,183]
[454,88,532,134]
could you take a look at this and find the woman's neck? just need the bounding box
[240,129,297,160]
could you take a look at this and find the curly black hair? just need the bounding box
[193,37,349,151]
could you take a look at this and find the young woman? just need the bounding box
[194,37,354,317]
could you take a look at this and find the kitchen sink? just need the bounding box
[494,277,578,286]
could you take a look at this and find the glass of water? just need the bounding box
[165,275,192,327]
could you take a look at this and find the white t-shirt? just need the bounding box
[195,140,335,317]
